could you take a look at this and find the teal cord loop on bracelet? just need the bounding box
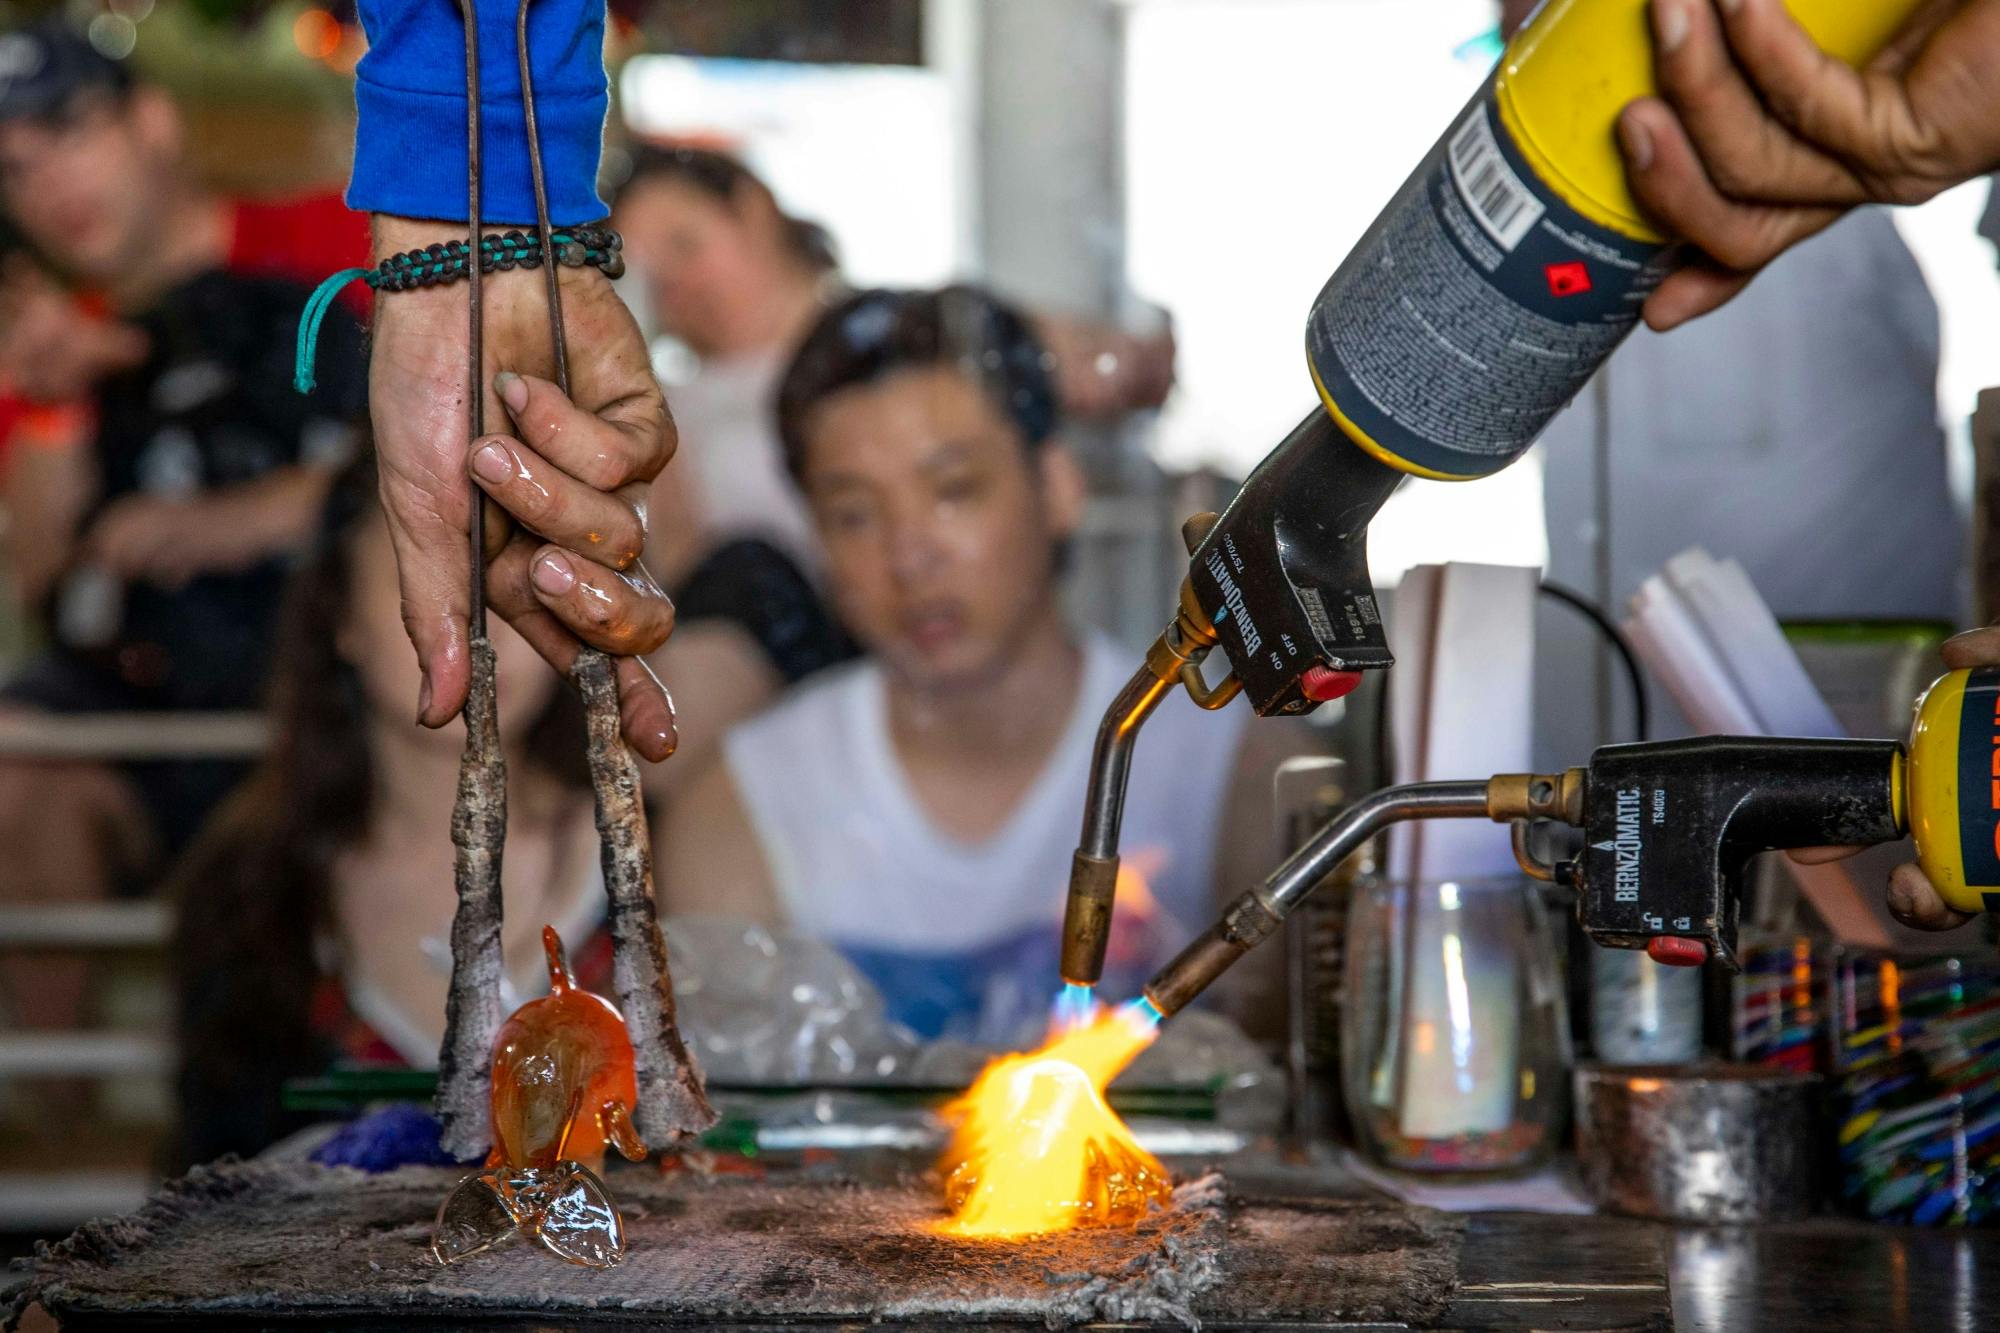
[292,225,624,395]
[294,266,372,395]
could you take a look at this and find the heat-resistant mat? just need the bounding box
[15,1161,1463,1329]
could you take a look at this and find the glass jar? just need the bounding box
[1341,875,1571,1173]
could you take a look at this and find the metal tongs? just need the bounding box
[434,0,714,1160]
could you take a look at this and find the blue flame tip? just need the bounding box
[1124,996,1165,1029]
[1051,982,1097,1032]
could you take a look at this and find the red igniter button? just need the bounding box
[1646,936,1709,967]
[1299,665,1363,703]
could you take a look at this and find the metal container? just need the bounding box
[1574,1063,1823,1223]
[1590,948,1702,1066]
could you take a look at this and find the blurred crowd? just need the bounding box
[0,21,1279,1173]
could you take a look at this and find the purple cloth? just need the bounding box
[309,1103,460,1172]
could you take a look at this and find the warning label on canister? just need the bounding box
[1308,89,1674,479]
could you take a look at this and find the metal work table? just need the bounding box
[10,1146,1997,1330]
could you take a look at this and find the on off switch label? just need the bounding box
[1308,88,1674,479]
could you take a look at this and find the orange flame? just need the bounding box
[937,1003,1171,1238]
[1117,860,1161,918]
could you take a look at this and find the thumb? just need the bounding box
[1941,626,2000,670]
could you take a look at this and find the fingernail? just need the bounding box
[1618,112,1654,171]
[1652,0,1688,52]
[533,551,576,595]
[1717,0,1742,13]
[494,371,529,413]
[417,671,433,723]
[471,441,514,483]
[637,724,674,763]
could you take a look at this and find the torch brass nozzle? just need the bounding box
[1142,890,1283,1018]
[1060,852,1121,986]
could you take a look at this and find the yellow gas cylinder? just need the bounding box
[1305,0,1934,482]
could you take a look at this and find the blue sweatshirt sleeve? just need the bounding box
[347,0,608,226]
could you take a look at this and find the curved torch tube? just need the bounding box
[1142,780,1494,1018]
[1060,663,1179,986]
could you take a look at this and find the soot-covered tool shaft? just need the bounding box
[436,0,503,1160]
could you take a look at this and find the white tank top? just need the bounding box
[721,632,1249,1040]
[665,347,821,577]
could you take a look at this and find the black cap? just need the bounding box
[0,22,130,125]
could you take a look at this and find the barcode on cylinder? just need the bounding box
[1448,109,1544,252]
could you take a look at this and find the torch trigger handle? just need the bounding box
[1510,818,1560,883]
[1179,657,1244,711]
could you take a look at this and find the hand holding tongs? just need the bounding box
[434,0,714,1160]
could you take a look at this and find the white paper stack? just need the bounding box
[1621,548,1889,946]
[1625,549,1841,738]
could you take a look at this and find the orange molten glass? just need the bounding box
[488,927,646,1172]
[938,1004,1171,1238]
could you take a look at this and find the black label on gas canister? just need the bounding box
[1955,667,2000,886]
[1307,84,1675,478]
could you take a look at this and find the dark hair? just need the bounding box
[0,21,133,127]
[775,285,1060,483]
[169,454,589,1167]
[615,144,839,276]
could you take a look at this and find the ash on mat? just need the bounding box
[15,1161,1461,1329]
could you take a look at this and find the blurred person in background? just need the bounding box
[613,145,1180,780]
[609,147,860,783]
[0,23,366,1047]
[660,287,1296,1043]
[173,458,610,1167]
[612,146,841,588]
[0,158,368,625]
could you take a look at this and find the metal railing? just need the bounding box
[0,710,265,761]
[0,709,267,1232]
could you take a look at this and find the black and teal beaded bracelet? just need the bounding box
[293,226,626,393]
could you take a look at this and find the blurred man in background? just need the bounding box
[0,23,365,1047]
[661,287,1293,1042]
[611,145,1178,785]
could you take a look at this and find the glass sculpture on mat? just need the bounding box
[432,928,646,1269]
